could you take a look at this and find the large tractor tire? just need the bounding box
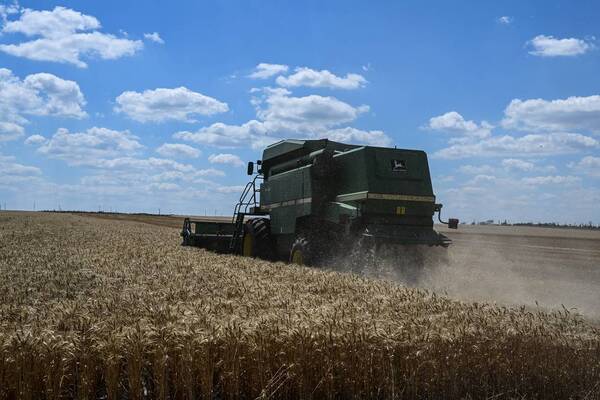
[289,236,314,266]
[241,218,273,260]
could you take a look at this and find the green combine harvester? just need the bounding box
[181,139,458,266]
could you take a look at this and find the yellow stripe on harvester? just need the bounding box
[367,193,435,202]
[335,191,435,203]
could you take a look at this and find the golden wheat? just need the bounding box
[0,212,598,399]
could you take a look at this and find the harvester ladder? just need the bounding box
[229,175,262,253]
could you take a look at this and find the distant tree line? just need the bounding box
[41,210,174,217]
[470,219,600,231]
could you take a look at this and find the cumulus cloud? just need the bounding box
[574,156,600,177]
[501,158,534,171]
[521,175,580,185]
[216,185,246,194]
[426,111,492,139]
[0,2,19,22]
[24,134,46,145]
[174,87,387,148]
[34,127,143,165]
[115,87,228,123]
[143,32,164,44]
[458,164,495,175]
[0,68,86,141]
[434,132,598,159]
[174,120,270,149]
[0,6,143,67]
[502,95,600,134]
[0,68,86,120]
[89,157,196,172]
[276,67,367,90]
[326,127,391,147]
[256,88,369,130]
[27,127,231,196]
[155,143,201,159]
[0,154,41,176]
[0,121,25,142]
[497,16,513,24]
[577,155,600,169]
[208,153,244,167]
[248,63,289,79]
[527,35,593,57]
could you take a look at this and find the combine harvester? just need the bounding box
[182,139,458,267]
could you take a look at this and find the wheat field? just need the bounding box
[0,212,598,399]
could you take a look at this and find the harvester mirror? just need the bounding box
[247,161,254,175]
[448,218,459,229]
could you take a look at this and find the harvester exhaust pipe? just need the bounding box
[435,204,459,229]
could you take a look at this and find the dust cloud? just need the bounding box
[419,242,600,321]
[329,236,600,321]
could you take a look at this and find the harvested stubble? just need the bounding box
[0,212,598,400]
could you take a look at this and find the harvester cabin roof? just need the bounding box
[261,139,359,169]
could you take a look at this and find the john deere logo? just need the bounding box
[391,159,407,172]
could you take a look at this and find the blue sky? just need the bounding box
[0,1,599,223]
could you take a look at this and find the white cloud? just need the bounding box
[577,155,600,169]
[0,6,143,67]
[276,67,367,90]
[28,128,229,191]
[468,174,498,185]
[458,164,495,175]
[143,32,164,44]
[115,87,228,123]
[0,121,25,142]
[24,134,46,145]
[0,154,41,176]
[0,68,86,120]
[502,95,600,134]
[527,35,593,57]
[521,175,580,185]
[22,72,87,117]
[91,157,196,172]
[216,185,245,194]
[2,5,99,37]
[574,156,600,177]
[208,153,244,167]
[434,132,598,159]
[156,143,200,159]
[248,63,288,79]
[35,127,143,165]
[426,111,492,139]
[174,87,387,148]
[0,2,19,22]
[174,120,270,149]
[326,127,392,147]
[0,68,86,141]
[255,87,369,130]
[501,158,534,171]
[497,16,513,25]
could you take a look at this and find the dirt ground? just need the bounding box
[432,224,600,319]
[39,212,600,320]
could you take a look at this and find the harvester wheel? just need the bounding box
[289,236,313,266]
[242,218,273,259]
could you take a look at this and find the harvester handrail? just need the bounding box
[231,174,263,223]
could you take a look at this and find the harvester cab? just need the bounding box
[182,139,458,267]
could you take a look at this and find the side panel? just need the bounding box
[334,148,369,195]
[261,166,312,235]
